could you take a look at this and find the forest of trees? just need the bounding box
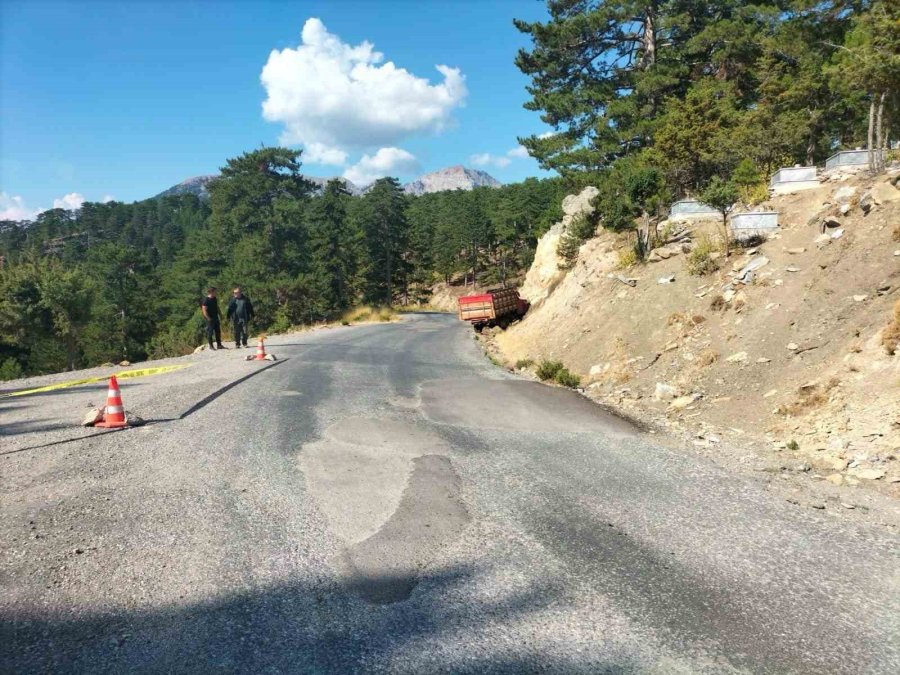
[516,0,897,231]
[1,0,896,379]
[0,147,565,378]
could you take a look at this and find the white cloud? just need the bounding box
[101,195,115,203]
[343,147,419,186]
[260,18,466,163]
[470,152,511,169]
[537,131,557,139]
[52,192,85,210]
[469,144,531,169]
[303,142,348,166]
[0,191,104,221]
[0,192,39,221]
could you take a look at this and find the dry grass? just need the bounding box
[709,294,726,312]
[882,299,900,355]
[617,247,638,269]
[776,377,840,416]
[686,235,722,276]
[340,305,397,324]
[667,312,706,338]
[893,223,900,242]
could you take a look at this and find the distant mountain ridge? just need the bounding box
[154,165,501,200]
[403,165,502,195]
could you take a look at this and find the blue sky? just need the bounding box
[1,0,552,218]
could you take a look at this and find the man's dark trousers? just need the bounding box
[233,319,249,347]
[207,320,222,348]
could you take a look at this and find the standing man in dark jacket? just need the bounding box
[226,286,254,348]
[200,287,225,350]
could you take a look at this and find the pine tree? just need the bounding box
[358,178,409,305]
[307,179,356,315]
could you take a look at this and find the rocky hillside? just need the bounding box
[484,172,900,503]
[403,165,501,195]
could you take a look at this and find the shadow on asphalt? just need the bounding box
[0,361,286,456]
[0,418,76,437]
[1,564,633,673]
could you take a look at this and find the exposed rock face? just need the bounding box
[403,165,501,195]
[155,175,218,200]
[519,186,599,304]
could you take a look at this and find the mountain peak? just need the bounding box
[403,166,501,195]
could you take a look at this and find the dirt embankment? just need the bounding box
[487,173,900,501]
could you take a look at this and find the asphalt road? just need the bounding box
[2,313,898,673]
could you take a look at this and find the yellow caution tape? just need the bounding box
[0,364,192,398]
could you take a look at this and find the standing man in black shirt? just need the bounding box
[200,287,225,350]
[226,286,254,348]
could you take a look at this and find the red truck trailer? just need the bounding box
[457,287,529,331]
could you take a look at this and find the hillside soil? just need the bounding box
[483,173,900,513]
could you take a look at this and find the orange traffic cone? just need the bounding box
[254,336,267,360]
[95,375,129,428]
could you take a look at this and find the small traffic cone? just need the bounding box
[95,375,129,428]
[254,336,268,361]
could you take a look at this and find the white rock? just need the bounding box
[658,274,676,284]
[725,351,748,363]
[787,342,799,350]
[81,408,104,427]
[670,395,696,409]
[839,203,851,215]
[763,389,778,398]
[654,382,679,401]
[561,186,600,216]
[831,228,844,239]
[589,363,608,376]
[193,345,206,354]
[827,436,848,452]
[851,468,885,480]
[853,295,867,302]
[834,186,857,203]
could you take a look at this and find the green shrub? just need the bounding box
[686,235,722,276]
[739,182,769,206]
[557,212,599,265]
[536,360,564,381]
[514,358,534,369]
[147,323,201,359]
[0,358,25,382]
[555,368,581,388]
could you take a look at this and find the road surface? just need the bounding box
[2,313,898,673]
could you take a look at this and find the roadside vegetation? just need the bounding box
[536,360,581,389]
[339,306,397,325]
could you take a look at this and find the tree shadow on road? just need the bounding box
[1,563,636,674]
